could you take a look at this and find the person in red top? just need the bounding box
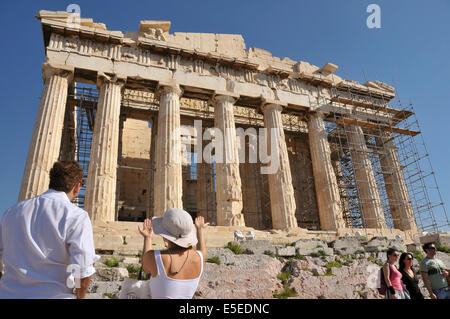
[382,248,410,299]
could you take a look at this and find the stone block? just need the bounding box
[276,246,296,257]
[88,281,121,294]
[236,240,275,255]
[94,234,124,251]
[406,243,422,253]
[419,232,450,248]
[364,237,406,253]
[94,267,129,282]
[294,238,330,256]
[330,237,363,255]
[122,257,140,264]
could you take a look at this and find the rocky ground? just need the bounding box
[86,237,450,299]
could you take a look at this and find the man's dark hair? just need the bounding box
[387,247,397,258]
[49,161,84,193]
[422,242,435,252]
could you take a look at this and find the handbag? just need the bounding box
[377,263,395,296]
[118,268,151,299]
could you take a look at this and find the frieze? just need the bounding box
[47,32,384,104]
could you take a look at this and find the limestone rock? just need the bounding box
[236,240,276,255]
[330,237,364,255]
[419,232,450,248]
[406,243,422,252]
[94,267,129,282]
[276,246,296,257]
[196,254,283,298]
[364,236,406,252]
[294,238,332,256]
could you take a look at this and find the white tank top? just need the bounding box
[149,250,203,299]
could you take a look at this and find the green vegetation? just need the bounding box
[324,269,336,276]
[277,271,291,282]
[310,250,327,258]
[437,245,450,254]
[225,242,245,255]
[127,264,141,279]
[206,256,221,265]
[412,251,425,262]
[340,255,353,266]
[104,257,120,268]
[294,253,306,260]
[273,286,297,299]
[264,250,277,258]
[326,261,343,270]
[355,249,365,255]
[322,261,342,276]
[367,256,376,263]
[317,250,328,257]
[103,292,117,299]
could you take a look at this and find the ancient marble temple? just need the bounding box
[19,10,419,236]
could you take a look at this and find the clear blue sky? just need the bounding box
[0,1,448,228]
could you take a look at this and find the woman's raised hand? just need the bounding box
[138,218,153,238]
[195,216,209,229]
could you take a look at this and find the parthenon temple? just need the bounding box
[19,10,449,242]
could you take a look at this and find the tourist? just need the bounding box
[138,208,208,299]
[420,242,449,299]
[382,248,410,299]
[398,252,424,299]
[0,161,99,299]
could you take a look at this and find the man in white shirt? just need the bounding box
[0,161,99,299]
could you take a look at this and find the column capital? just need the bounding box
[260,103,283,114]
[213,91,239,105]
[96,72,127,88]
[307,110,326,121]
[260,98,287,114]
[42,62,74,83]
[156,81,183,97]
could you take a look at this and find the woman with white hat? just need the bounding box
[138,208,209,299]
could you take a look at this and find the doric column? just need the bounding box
[148,115,158,218]
[376,131,418,231]
[19,63,73,201]
[261,103,298,230]
[59,94,77,162]
[196,128,217,225]
[347,124,386,228]
[84,73,125,221]
[308,112,345,230]
[153,83,183,216]
[213,94,245,226]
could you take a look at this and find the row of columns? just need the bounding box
[19,64,417,231]
[307,112,417,231]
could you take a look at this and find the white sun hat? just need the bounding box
[152,208,198,248]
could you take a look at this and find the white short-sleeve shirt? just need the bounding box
[0,189,99,299]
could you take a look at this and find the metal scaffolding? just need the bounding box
[323,83,449,232]
[69,84,97,208]
[66,83,448,233]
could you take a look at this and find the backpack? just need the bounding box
[377,263,394,295]
[377,263,406,295]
